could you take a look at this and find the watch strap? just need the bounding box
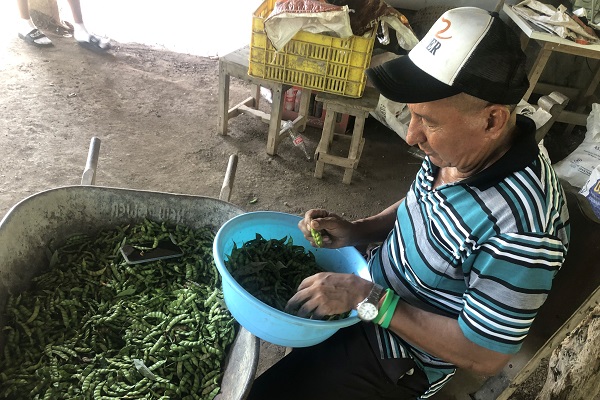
[366,283,384,304]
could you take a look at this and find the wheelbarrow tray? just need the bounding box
[0,185,258,400]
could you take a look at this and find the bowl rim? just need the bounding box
[213,211,367,328]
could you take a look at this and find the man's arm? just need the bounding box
[350,199,405,246]
[387,301,511,376]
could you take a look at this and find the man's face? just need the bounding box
[405,95,495,173]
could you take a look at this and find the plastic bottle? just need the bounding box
[294,89,302,112]
[284,88,295,111]
[282,120,311,160]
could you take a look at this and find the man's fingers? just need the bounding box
[286,285,310,312]
[285,294,314,317]
[296,273,320,292]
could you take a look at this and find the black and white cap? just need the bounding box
[366,7,529,104]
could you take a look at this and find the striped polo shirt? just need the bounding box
[368,116,570,398]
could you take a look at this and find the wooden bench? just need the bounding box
[217,46,311,156]
[219,45,380,184]
[314,87,380,184]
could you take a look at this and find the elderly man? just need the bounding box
[247,7,570,400]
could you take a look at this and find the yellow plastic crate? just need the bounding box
[249,0,375,98]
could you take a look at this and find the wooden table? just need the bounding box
[504,3,600,127]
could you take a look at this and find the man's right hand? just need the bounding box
[298,209,356,249]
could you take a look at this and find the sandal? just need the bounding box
[18,29,53,48]
[77,35,111,53]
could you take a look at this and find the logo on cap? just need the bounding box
[426,17,452,56]
[435,18,452,39]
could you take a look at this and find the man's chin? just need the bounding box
[425,153,441,165]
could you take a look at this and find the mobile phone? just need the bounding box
[120,237,184,264]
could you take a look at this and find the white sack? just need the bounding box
[553,103,600,188]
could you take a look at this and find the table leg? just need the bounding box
[252,84,260,110]
[576,59,600,109]
[343,113,367,184]
[314,109,337,179]
[524,44,552,101]
[297,90,311,132]
[266,85,284,156]
[564,59,600,134]
[519,31,530,52]
[217,60,230,136]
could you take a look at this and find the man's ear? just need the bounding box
[485,104,511,138]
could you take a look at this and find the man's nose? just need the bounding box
[405,120,424,146]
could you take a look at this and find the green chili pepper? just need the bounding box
[225,233,347,320]
[310,228,323,247]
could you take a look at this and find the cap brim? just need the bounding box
[366,56,461,103]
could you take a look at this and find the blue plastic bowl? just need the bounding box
[213,211,370,347]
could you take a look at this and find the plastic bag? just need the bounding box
[512,0,599,43]
[328,0,418,50]
[516,99,553,129]
[264,0,353,50]
[553,103,600,188]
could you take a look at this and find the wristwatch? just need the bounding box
[356,283,385,321]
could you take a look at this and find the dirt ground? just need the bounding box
[0,36,422,222]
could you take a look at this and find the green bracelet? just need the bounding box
[380,294,400,329]
[374,288,394,323]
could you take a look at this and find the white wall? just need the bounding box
[58,0,263,57]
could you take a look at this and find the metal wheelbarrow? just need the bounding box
[0,137,258,400]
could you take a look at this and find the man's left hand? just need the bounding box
[285,272,372,319]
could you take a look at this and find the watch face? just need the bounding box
[357,302,378,321]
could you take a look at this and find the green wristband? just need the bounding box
[374,288,394,323]
[380,294,400,329]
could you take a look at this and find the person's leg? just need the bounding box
[65,0,110,51]
[17,0,53,47]
[247,323,429,400]
[65,0,90,42]
[16,0,30,19]
[65,0,83,23]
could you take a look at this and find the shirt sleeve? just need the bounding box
[458,232,567,354]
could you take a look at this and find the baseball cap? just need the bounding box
[366,7,529,104]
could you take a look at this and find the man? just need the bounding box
[17,0,110,52]
[247,7,570,400]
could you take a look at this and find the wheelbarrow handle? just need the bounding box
[81,137,101,186]
[219,154,238,202]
